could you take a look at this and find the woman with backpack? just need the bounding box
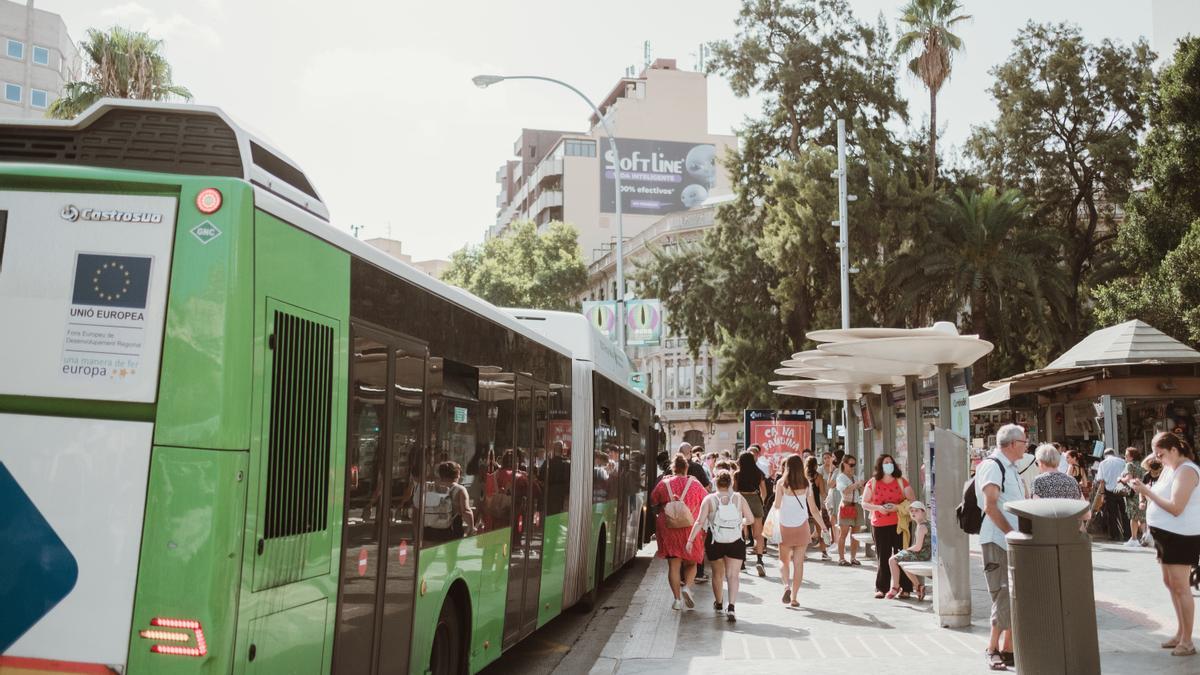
[650,453,707,610]
[688,469,755,621]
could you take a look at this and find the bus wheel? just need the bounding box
[578,530,606,613]
[430,599,465,675]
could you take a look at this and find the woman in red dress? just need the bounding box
[651,454,708,610]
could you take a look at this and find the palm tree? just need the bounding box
[48,27,192,119]
[886,188,1067,385]
[896,0,971,186]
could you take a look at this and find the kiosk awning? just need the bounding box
[970,383,1011,411]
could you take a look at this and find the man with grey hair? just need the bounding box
[1031,444,1083,500]
[976,423,1029,670]
[678,441,711,490]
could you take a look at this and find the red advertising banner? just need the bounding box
[748,420,814,471]
[547,419,573,451]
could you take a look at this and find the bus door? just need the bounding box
[523,382,549,634]
[332,327,425,675]
[614,408,633,564]
[502,376,548,646]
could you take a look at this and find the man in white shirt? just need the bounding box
[976,424,1030,670]
[1095,448,1131,541]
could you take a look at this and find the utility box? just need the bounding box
[1005,498,1100,675]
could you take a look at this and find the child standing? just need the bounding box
[886,501,931,601]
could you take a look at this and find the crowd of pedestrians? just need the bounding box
[649,426,1200,670]
[649,440,926,622]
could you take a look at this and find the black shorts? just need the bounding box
[705,532,747,562]
[1151,526,1200,566]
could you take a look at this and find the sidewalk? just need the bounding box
[583,536,1195,674]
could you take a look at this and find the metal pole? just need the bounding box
[904,374,924,499]
[837,119,850,331]
[476,74,626,352]
[835,119,854,457]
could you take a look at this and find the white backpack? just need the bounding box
[423,483,455,529]
[710,493,743,544]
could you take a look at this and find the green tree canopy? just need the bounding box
[637,0,932,412]
[442,221,588,312]
[885,187,1067,383]
[896,0,971,185]
[1096,36,1200,347]
[966,22,1155,351]
[49,26,192,119]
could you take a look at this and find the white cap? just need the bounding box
[909,501,926,512]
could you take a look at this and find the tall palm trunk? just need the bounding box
[928,88,937,186]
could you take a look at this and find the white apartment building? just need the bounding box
[488,58,743,451]
[0,1,78,119]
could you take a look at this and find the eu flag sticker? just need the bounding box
[71,254,152,309]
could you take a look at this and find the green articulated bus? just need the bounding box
[0,100,658,675]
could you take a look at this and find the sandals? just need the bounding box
[789,600,799,608]
[1163,638,1181,649]
[916,584,927,601]
[874,591,885,599]
[898,591,912,599]
[838,559,851,567]
[986,649,1007,671]
[1172,644,1197,656]
[884,587,900,599]
[850,559,862,566]
[782,589,791,604]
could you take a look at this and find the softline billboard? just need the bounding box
[601,139,717,216]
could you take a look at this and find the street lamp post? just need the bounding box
[832,118,858,458]
[473,74,627,350]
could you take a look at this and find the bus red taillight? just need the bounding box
[195,188,222,214]
[139,617,208,657]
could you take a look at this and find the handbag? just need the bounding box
[663,476,696,529]
[763,506,781,544]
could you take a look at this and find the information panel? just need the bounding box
[0,190,177,403]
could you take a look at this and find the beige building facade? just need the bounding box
[0,0,78,119]
[364,237,450,278]
[583,201,742,451]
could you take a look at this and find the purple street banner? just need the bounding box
[601,139,717,215]
[582,301,618,342]
[624,299,662,347]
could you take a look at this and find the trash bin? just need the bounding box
[1004,498,1100,675]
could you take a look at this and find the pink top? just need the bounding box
[867,477,908,527]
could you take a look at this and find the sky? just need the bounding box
[40,0,1182,261]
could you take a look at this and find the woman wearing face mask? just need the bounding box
[862,453,916,599]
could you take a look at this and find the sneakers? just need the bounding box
[1124,538,1141,548]
[681,588,695,609]
[726,604,736,622]
[713,601,724,615]
[672,598,682,611]
[755,561,766,577]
